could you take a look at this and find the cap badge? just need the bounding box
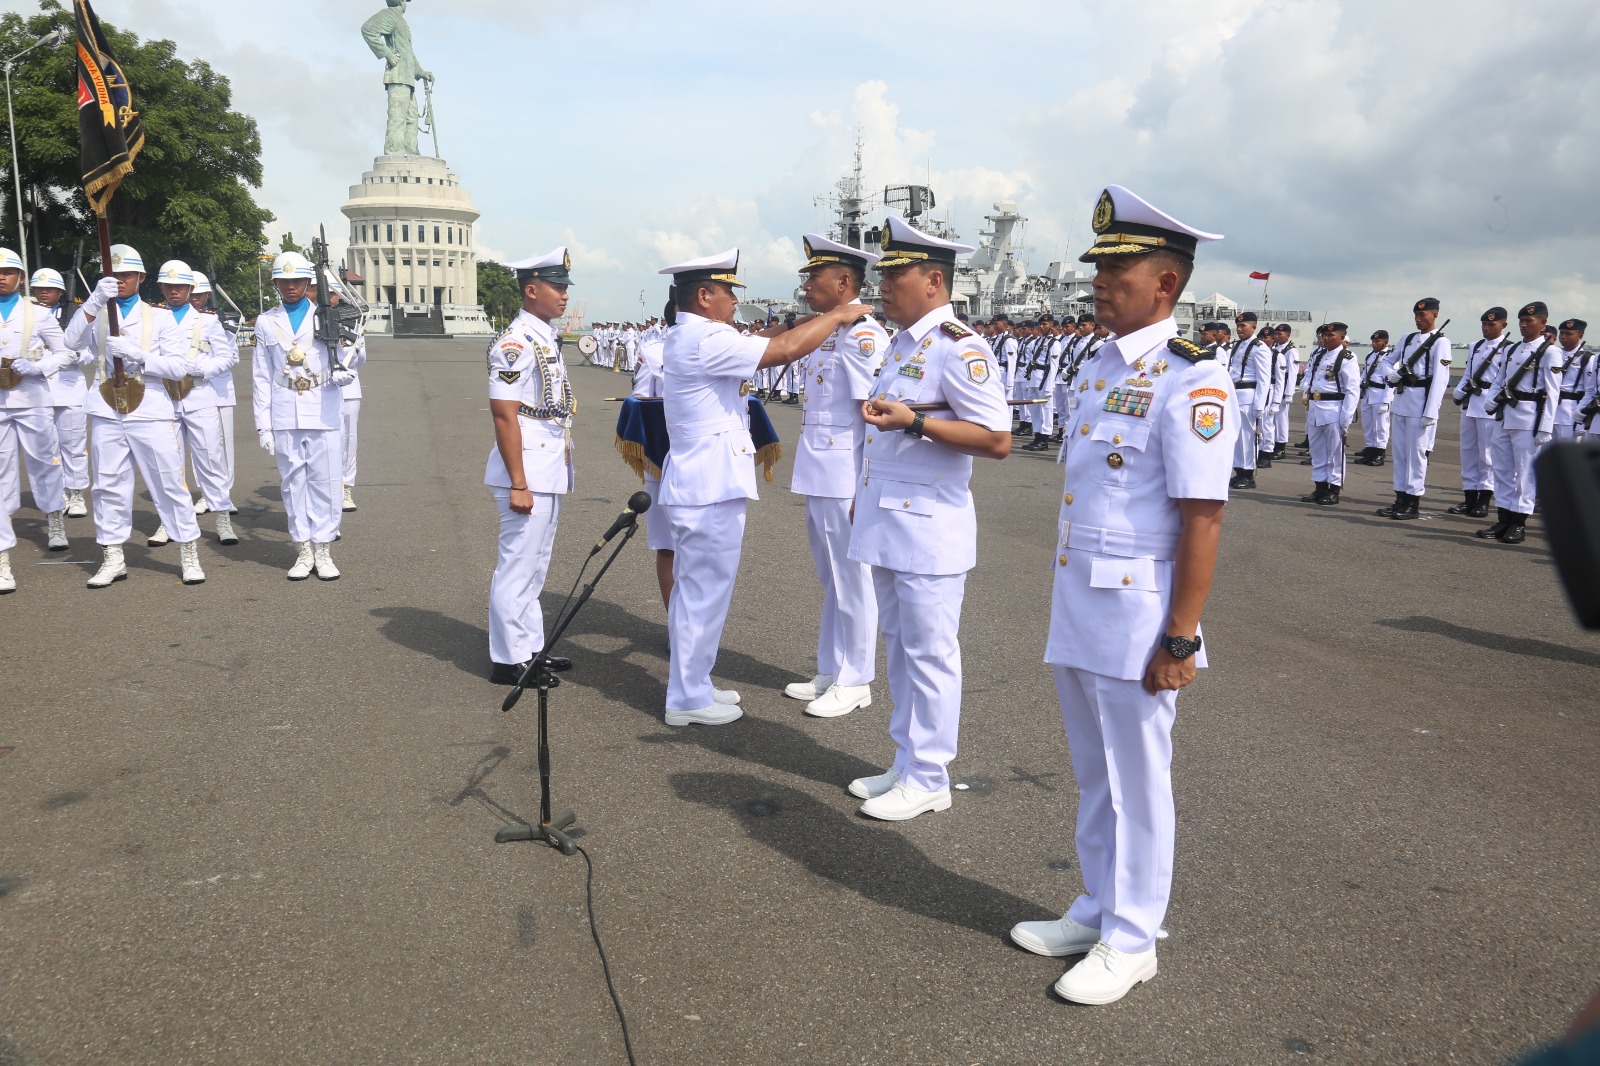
[1092,190,1115,234]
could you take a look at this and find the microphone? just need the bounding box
[591,490,652,555]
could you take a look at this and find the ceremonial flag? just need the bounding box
[75,0,144,217]
[1247,271,1271,288]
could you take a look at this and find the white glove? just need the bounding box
[1422,416,1437,429]
[1384,369,1400,384]
[1535,431,1552,447]
[183,359,204,377]
[329,369,356,388]
[259,429,275,455]
[9,357,41,377]
[84,276,119,312]
[107,336,144,368]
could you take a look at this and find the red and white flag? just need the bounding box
[1247,271,1270,288]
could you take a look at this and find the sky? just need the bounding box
[5,0,1599,333]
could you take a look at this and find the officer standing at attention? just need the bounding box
[1008,185,1238,1005]
[1226,311,1270,489]
[628,324,675,610]
[1299,323,1359,505]
[657,249,866,727]
[1447,307,1512,518]
[845,216,1011,820]
[781,234,889,718]
[30,269,94,521]
[186,271,241,518]
[1376,298,1452,520]
[485,248,576,685]
[1552,318,1591,441]
[1354,330,1393,465]
[1477,302,1559,545]
[146,260,240,547]
[253,252,356,581]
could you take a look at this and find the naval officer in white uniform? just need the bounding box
[30,268,94,522]
[846,217,1012,820]
[629,325,675,610]
[1299,323,1359,505]
[657,249,867,726]
[485,248,576,685]
[781,234,889,718]
[1009,185,1239,1005]
[1376,298,1452,520]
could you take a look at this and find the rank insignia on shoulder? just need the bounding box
[941,321,974,341]
[498,370,521,384]
[1168,337,1212,362]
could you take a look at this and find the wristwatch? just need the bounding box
[1160,633,1202,660]
[903,411,926,439]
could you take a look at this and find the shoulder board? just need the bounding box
[1168,337,1213,363]
[940,321,974,340]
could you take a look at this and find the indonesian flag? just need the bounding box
[1247,271,1271,288]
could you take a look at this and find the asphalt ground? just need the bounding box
[2,337,1596,1066]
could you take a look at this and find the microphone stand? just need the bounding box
[494,517,643,855]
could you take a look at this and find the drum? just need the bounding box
[578,334,598,355]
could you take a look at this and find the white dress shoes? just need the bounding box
[665,704,743,727]
[1054,942,1157,1005]
[805,684,871,718]
[1009,915,1100,957]
[858,781,951,821]
[712,688,741,706]
[286,543,314,581]
[847,768,901,800]
[783,673,833,701]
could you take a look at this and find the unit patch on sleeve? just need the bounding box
[497,370,522,384]
[1190,401,1225,441]
[940,321,974,341]
[966,356,991,384]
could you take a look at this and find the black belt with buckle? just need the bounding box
[1309,391,1346,400]
[1561,390,1584,401]
[1233,380,1257,390]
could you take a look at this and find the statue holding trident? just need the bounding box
[361,0,435,156]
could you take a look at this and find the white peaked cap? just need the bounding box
[108,244,146,273]
[1079,184,1223,262]
[801,233,882,272]
[507,247,573,285]
[875,216,975,269]
[658,248,745,287]
[156,260,194,286]
[272,252,315,280]
[190,271,212,294]
[30,267,65,289]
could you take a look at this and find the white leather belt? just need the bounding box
[1061,521,1179,561]
[861,458,946,486]
[675,414,744,439]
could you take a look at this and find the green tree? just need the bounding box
[278,232,304,255]
[0,0,273,301]
[477,260,519,330]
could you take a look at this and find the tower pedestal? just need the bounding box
[341,154,493,336]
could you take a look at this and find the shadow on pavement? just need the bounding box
[1376,615,1600,669]
[370,605,488,676]
[671,770,1053,937]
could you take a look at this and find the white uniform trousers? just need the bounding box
[52,406,89,491]
[0,407,64,514]
[665,499,746,711]
[1055,663,1178,954]
[0,422,15,549]
[0,499,12,551]
[1308,421,1347,486]
[1553,422,1577,442]
[89,416,200,545]
[1232,397,1260,469]
[1390,415,1432,496]
[875,567,966,792]
[1033,387,1056,434]
[805,495,877,688]
[1361,401,1390,449]
[1258,404,1278,450]
[272,428,343,544]
[218,405,236,499]
[341,398,360,485]
[488,489,561,666]
[1275,398,1293,445]
[643,473,674,552]
[1459,415,1496,492]
[1490,425,1540,514]
[177,406,234,512]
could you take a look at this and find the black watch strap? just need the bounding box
[904,411,926,439]
[1161,633,1202,660]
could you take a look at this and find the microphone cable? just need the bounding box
[576,844,638,1065]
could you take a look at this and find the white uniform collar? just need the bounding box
[515,307,555,342]
[1102,316,1177,366]
[897,303,957,343]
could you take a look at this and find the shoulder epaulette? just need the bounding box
[940,321,974,340]
[1168,337,1212,363]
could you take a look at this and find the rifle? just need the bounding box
[309,225,363,371]
[1487,338,1555,419]
[1454,335,1510,407]
[1393,320,1451,394]
[211,281,245,336]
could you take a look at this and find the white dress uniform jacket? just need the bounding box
[791,319,886,498]
[484,310,574,495]
[67,299,186,422]
[1554,345,1592,435]
[659,312,765,506]
[168,308,239,411]
[1487,337,1561,514]
[252,304,343,433]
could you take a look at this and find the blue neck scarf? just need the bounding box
[171,304,190,324]
[115,294,141,318]
[0,292,18,319]
[284,298,309,333]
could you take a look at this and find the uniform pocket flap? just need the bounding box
[806,424,850,450]
[1088,556,1162,592]
[1090,419,1152,450]
[878,479,935,516]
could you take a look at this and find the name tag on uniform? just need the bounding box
[1102,387,1153,417]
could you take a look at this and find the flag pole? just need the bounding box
[95,215,124,384]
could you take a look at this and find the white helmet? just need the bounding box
[108,244,146,273]
[0,248,24,272]
[191,270,212,294]
[29,268,65,290]
[156,260,195,286]
[271,252,315,280]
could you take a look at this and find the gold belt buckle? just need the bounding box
[293,377,312,394]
